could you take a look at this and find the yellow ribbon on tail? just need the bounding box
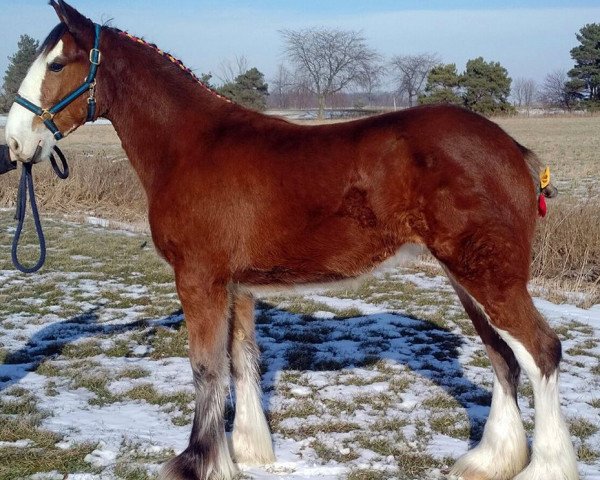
[538,166,551,217]
[540,166,551,190]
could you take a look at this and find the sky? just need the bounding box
[1,1,599,90]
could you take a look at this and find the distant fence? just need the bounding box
[266,108,389,120]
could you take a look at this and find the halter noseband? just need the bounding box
[14,23,102,141]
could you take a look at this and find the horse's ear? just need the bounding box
[50,0,95,48]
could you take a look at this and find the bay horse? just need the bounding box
[5,2,579,480]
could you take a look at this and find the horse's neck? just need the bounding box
[100,32,229,192]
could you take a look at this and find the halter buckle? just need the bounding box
[87,80,97,103]
[89,48,102,65]
[40,110,54,121]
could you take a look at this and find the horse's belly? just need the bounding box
[241,243,425,294]
[234,224,423,286]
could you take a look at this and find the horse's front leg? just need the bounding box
[161,271,237,480]
[230,289,275,464]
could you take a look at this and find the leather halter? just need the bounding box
[14,23,102,141]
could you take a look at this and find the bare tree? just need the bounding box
[288,76,314,109]
[355,62,387,105]
[270,64,294,109]
[390,53,440,107]
[280,27,380,118]
[217,55,249,84]
[512,77,537,114]
[539,70,577,111]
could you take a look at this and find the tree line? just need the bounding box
[2,23,599,117]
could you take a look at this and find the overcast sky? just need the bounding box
[1,1,599,89]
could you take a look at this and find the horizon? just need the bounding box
[1,1,599,93]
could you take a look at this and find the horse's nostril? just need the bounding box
[8,137,21,153]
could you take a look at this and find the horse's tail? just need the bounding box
[516,141,558,199]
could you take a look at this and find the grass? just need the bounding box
[346,469,394,480]
[495,116,600,199]
[269,399,321,426]
[118,366,151,379]
[149,324,189,358]
[429,412,470,439]
[280,420,362,439]
[63,339,104,358]
[578,443,600,463]
[0,416,59,447]
[123,384,195,421]
[0,442,99,480]
[353,434,444,479]
[114,463,158,480]
[0,386,99,479]
[569,417,599,439]
[311,439,359,463]
[422,392,462,409]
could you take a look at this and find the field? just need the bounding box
[0,115,599,480]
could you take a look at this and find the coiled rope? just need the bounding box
[11,146,69,273]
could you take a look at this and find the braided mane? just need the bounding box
[118,30,233,104]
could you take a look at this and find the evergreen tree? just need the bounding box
[419,58,514,114]
[199,72,215,90]
[218,67,269,111]
[419,63,462,105]
[461,57,514,115]
[1,34,39,112]
[568,23,600,104]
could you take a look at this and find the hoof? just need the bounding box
[512,457,579,480]
[159,447,239,480]
[448,441,528,480]
[448,464,493,480]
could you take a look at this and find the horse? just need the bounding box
[5,2,579,480]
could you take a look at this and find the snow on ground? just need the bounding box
[0,214,598,479]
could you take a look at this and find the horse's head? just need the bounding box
[5,1,101,163]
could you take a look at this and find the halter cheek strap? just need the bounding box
[13,23,102,141]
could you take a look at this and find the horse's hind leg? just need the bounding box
[445,272,527,480]
[229,290,275,464]
[490,291,579,480]
[161,273,237,480]
[445,269,579,480]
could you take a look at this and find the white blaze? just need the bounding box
[5,40,64,162]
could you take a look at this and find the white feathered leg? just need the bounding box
[230,292,275,465]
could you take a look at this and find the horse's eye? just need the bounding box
[48,62,64,73]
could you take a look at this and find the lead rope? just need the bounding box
[11,146,69,273]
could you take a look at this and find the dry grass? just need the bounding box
[0,114,598,296]
[531,198,600,305]
[0,125,146,223]
[495,116,600,298]
[496,116,600,198]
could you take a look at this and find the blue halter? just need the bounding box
[14,23,102,141]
